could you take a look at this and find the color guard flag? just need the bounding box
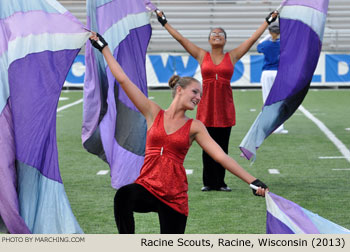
[240,0,329,161]
[83,0,156,189]
[266,192,350,234]
[0,0,89,233]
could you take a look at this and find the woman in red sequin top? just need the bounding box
[156,10,278,192]
[90,33,268,234]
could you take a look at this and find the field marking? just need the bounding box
[319,156,346,159]
[97,170,109,175]
[332,169,350,171]
[57,98,83,112]
[268,169,280,174]
[186,169,193,175]
[298,105,350,163]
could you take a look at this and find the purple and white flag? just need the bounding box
[240,0,329,161]
[83,0,156,189]
[266,192,350,234]
[0,0,89,233]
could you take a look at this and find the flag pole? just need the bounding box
[267,0,287,23]
[249,184,259,190]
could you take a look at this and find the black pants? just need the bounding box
[114,183,187,234]
[202,127,232,189]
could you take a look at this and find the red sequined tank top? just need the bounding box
[196,52,235,127]
[135,110,193,216]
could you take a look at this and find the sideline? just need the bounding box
[298,105,350,163]
[57,98,83,112]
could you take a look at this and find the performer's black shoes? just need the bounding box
[201,186,232,192]
[201,186,212,191]
[219,186,232,192]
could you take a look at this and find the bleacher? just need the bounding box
[58,0,350,52]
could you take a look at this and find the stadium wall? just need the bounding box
[65,52,350,88]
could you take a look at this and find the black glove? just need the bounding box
[156,10,167,26]
[265,11,278,25]
[89,33,108,52]
[251,179,268,196]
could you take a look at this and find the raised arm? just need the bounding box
[229,11,279,64]
[156,10,206,64]
[191,120,268,196]
[90,33,160,123]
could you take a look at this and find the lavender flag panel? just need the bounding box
[284,0,329,14]
[1,0,88,233]
[114,25,151,111]
[239,1,328,161]
[96,0,151,34]
[2,11,85,43]
[266,212,294,234]
[265,19,322,105]
[266,192,350,234]
[0,102,30,234]
[9,49,79,182]
[83,0,155,189]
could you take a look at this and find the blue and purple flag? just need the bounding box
[0,0,89,233]
[83,0,156,189]
[240,0,329,161]
[266,192,350,234]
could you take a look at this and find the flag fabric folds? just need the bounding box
[266,192,350,234]
[83,0,156,189]
[239,0,329,161]
[0,0,89,233]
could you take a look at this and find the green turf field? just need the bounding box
[57,88,350,234]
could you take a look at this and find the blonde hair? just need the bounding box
[168,75,199,98]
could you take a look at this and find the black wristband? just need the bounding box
[251,179,268,196]
[265,11,278,25]
[89,33,108,52]
[156,10,167,26]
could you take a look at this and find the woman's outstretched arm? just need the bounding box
[156,10,206,64]
[90,33,160,123]
[229,11,279,64]
[192,119,268,196]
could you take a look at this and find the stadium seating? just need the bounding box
[58,0,350,52]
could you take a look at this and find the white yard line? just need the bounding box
[319,156,346,159]
[185,169,193,175]
[57,98,83,112]
[332,169,350,171]
[298,105,350,163]
[268,169,280,174]
[97,170,109,175]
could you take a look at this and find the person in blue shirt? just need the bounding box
[257,23,288,134]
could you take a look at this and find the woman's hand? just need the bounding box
[265,10,279,25]
[155,9,167,26]
[89,32,108,52]
[250,179,269,197]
